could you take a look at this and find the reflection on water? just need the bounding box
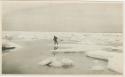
[52,45,59,56]
[54,46,58,50]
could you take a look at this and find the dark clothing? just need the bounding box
[52,36,59,56]
[53,36,58,45]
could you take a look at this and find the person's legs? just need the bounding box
[55,40,58,46]
[53,40,57,46]
[54,40,57,45]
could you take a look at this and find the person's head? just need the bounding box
[54,35,57,37]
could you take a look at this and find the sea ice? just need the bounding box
[91,65,105,70]
[39,57,73,68]
[86,50,123,73]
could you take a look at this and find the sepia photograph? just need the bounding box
[2,1,123,75]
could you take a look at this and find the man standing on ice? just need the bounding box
[52,35,59,56]
[53,35,58,46]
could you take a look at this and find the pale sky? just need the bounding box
[2,1,123,32]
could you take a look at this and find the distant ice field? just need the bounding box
[2,31,123,74]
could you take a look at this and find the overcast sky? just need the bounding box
[2,1,123,32]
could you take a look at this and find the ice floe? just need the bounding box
[39,57,73,68]
[86,50,123,73]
